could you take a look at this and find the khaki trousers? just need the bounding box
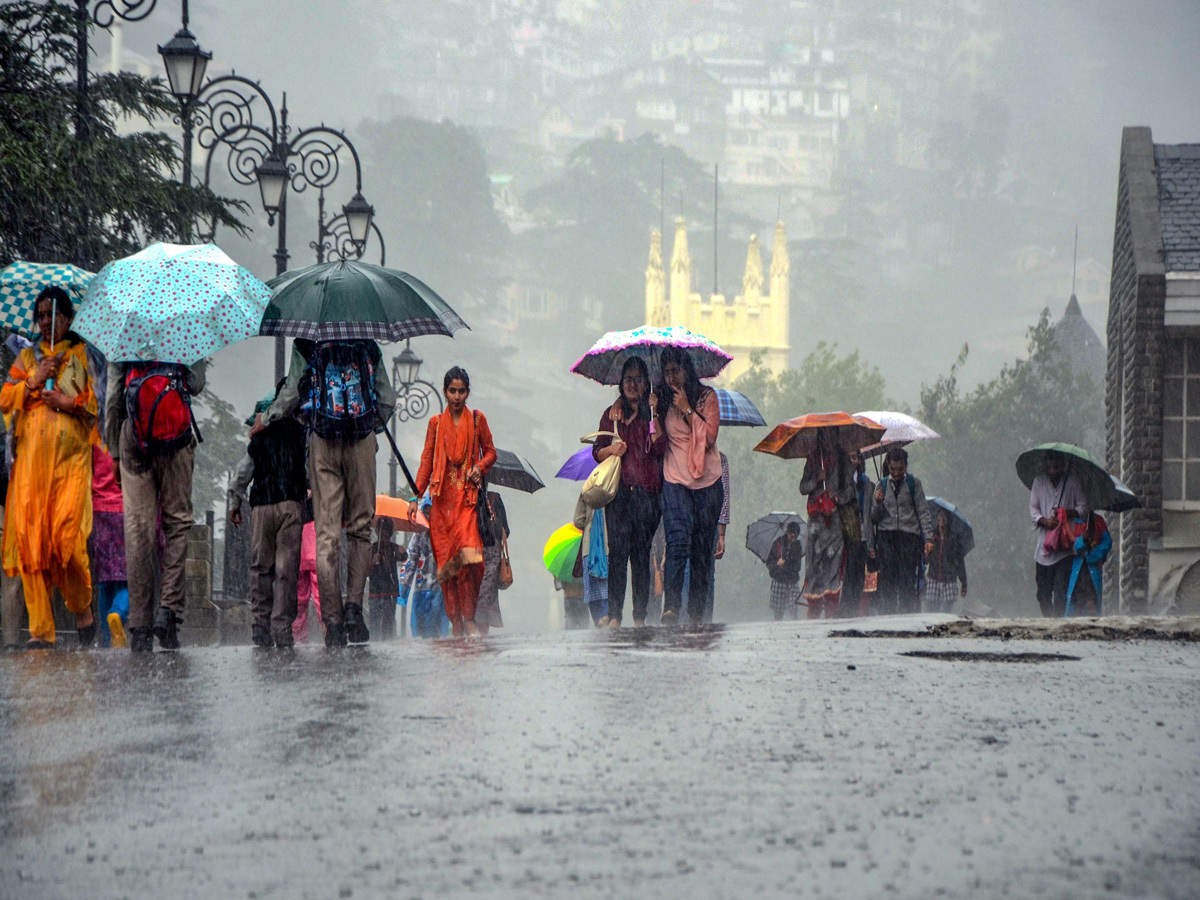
[120,422,195,629]
[249,500,302,641]
[309,434,376,626]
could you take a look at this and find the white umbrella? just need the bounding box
[854,410,940,459]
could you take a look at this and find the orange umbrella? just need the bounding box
[754,411,885,460]
[375,494,429,532]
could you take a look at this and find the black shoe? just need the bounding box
[251,624,273,649]
[153,607,180,651]
[344,603,370,645]
[76,622,97,649]
[129,628,154,653]
[324,623,346,648]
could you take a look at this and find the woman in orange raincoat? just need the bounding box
[409,366,496,636]
[0,287,98,648]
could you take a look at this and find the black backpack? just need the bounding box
[305,341,380,441]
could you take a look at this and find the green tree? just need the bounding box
[719,345,889,621]
[0,2,244,270]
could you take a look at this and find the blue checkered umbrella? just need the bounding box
[715,388,766,426]
[0,261,95,335]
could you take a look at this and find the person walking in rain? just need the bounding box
[263,337,395,647]
[229,389,308,649]
[591,356,664,628]
[409,366,497,637]
[1,287,98,648]
[840,449,874,617]
[923,508,968,613]
[871,447,934,615]
[799,430,854,619]
[1029,450,1089,617]
[767,521,803,620]
[657,347,722,625]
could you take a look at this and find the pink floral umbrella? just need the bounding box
[74,242,271,364]
[570,325,732,385]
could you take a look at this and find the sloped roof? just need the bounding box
[1053,294,1106,378]
[1155,143,1200,274]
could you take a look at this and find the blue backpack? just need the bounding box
[305,341,380,441]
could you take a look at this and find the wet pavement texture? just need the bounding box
[1,617,1198,899]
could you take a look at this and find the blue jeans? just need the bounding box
[662,480,723,622]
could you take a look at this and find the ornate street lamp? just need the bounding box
[389,340,443,495]
[157,1,210,197]
[75,1,163,141]
[191,75,372,379]
[310,189,385,265]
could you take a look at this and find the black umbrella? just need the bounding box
[488,448,545,493]
[926,496,975,555]
[746,511,805,563]
[1105,474,1141,513]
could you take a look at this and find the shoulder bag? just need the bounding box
[579,430,621,508]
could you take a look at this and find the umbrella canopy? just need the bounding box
[926,496,975,555]
[1015,442,1118,511]
[570,325,731,385]
[263,259,468,343]
[745,511,805,563]
[754,412,886,460]
[0,261,95,335]
[375,494,429,532]
[489,448,545,493]
[555,446,598,481]
[716,388,766,426]
[854,409,940,458]
[543,522,582,581]
[74,242,270,364]
[1106,474,1141,513]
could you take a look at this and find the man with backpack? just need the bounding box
[262,338,395,647]
[105,358,207,652]
[870,446,934,615]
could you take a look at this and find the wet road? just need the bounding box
[1,617,1198,899]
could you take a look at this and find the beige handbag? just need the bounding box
[579,431,620,508]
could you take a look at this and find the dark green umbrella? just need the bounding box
[1015,442,1118,510]
[262,259,468,342]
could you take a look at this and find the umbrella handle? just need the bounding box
[380,424,420,496]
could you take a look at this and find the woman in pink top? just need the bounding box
[656,347,722,624]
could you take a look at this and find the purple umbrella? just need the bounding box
[555,446,597,481]
[571,325,731,385]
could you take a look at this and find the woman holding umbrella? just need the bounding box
[799,429,855,619]
[0,287,98,648]
[656,346,722,624]
[591,356,665,627]
[409,366,497,637]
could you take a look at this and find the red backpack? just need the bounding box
[124,363,201,456]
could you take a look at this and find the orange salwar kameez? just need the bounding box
[415,407,496,625]
[0,340,97,643]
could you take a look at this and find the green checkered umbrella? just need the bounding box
[0,261,95,335]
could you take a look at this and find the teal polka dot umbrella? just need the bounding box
[73,243,271,364]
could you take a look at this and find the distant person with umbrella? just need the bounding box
[656,347,722,625]
[840,449,875,617]
[923,504,969,613]
[475,490,509,635]
[409,366,497,637]
[591,356,665,628]
[799,429,855,619]
[870,447,934,615]
[1,287,98,648]
[767,521,804,620]
[1025,449,1089,617]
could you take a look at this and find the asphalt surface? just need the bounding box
[1,615,1197,899]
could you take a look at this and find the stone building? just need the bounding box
[645,217,790,383]
[1105,127,1200,613]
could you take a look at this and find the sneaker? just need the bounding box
[344,604,370,645]
[324,623,346,648]
[251,624,273,649]
[153,606,180,651]
[660,609,679,625]
[77,621,97,649]
[129,627,153,653]
[107,613,127,648]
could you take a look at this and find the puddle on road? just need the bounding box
[900,650,1081,663]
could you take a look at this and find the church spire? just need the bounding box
[742,233,763,299]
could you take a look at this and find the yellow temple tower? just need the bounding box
[645,217,790,384]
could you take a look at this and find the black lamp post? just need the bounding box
[190,75,374,380]
[74,0,163,141]
[389,341,442,496]
[157,0,211,191]
[311,188,385,264]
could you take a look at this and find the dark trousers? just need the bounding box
[662,480,723,623]
[605,484,662,623]
[876,530,923,614]
[842,539,868,617]
[1036,558,1073,617]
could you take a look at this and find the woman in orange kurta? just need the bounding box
[0,287,98,647]
[410,366,496,636]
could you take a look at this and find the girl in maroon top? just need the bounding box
[592,357,666,627]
